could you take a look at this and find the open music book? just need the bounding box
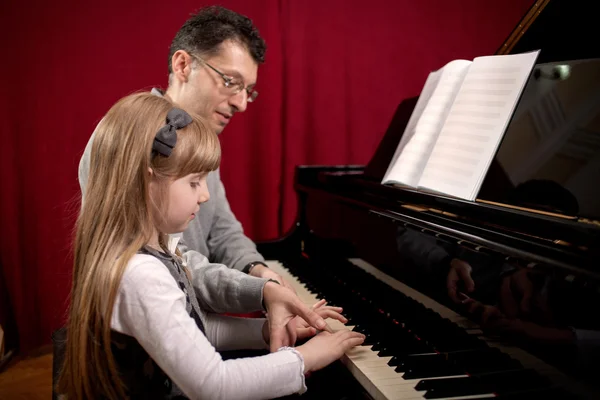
[382,50,540,201]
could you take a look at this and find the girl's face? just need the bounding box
[151,173,210,234]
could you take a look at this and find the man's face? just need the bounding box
[174,40,259,134]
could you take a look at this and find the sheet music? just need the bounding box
[383,60,471,186]
[418,50,540,200]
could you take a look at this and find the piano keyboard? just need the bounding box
[266,258,594,400]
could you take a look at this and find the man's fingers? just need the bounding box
[315,309,347,323]
[312,299,327,309]
[294,300,327,331]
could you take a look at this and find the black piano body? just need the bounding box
[258,1,600,399]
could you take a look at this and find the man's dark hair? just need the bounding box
[168,6,266,74]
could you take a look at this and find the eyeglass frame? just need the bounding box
[190,54,258,103]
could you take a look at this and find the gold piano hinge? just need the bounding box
[300,240,305,252]
[401,204,429,212]
[553,239,572,247]
[577,217,600,227]
[428,208,459,218]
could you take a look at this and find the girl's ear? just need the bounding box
[148,167,154,177]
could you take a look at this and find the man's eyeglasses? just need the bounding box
[192,55,258,103]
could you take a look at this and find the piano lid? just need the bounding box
[476,57,600,222]
[480,0,600,222]
[496,0,599,62]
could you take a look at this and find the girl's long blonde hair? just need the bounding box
[57,92,221,399]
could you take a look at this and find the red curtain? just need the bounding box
[0,0,533,352]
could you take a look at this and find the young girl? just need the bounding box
[57,92,364,399]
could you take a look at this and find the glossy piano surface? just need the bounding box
[261,164,600,399]
[258,0,600,398]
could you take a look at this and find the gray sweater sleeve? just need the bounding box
[206,169,265,271]
[182,243,268,314]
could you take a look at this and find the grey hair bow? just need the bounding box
[152,108,193,157]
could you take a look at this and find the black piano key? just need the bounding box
[422,378,489,398]
[444,348,523,375]
[487,387,581,399]
[450,386,581,400]
[378,339,433,358]
[362,333,378,345]
[402,364,463,379]
[394,354,442,372]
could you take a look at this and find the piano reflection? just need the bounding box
[259,1,600,399]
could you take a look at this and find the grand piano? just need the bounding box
[257,1,600,399]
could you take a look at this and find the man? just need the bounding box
[79,5,290,288]
[78,6,314,351]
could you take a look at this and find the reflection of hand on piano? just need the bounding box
[463,298,506,326]
[446,258,475,303]
[499,267,555,325]
[463,298,575,345]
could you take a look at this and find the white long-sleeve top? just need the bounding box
[111,253,307,399]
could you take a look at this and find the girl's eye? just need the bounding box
[190,182,200,188]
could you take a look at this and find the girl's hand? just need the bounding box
[296,330,365,373]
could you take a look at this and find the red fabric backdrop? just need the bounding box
[0,0,533,352]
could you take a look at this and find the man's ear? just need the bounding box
[171,50,194,83]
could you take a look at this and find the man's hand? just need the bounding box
[250,263,297,293]
[293,299,347,340]
[447,258,475,303]
[262,281,327,352]
[262,299,348,343]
